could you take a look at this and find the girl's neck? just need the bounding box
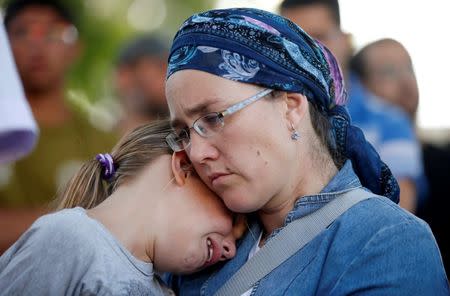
[86,182,165,264]
[87,156,173,265]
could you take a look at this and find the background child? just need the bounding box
[0,120,242,295]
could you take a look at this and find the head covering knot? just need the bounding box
[167,8,399,201]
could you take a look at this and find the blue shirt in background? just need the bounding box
[347,74,428,205]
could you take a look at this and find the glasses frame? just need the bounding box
[166,88,273,152]
[8,24,78,45]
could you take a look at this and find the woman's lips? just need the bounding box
[209,173,230,186]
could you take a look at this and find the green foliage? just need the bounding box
[70,0,215,103]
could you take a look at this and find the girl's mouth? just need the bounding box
[206,238,213,262]
[202,237,221,268]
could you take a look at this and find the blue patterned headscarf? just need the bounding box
[167,8,399,202]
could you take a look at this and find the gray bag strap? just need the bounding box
[214,187,374,296]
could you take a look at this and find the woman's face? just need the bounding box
[155,171,239,274]
[166,70,298,214]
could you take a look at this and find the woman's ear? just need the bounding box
[284,92,308,126]
[171,151,191,186]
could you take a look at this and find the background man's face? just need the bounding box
[282,4,351,71]
[363,42,419,119]
[7,5,77,93]
[133,57,168,111]
[115,57,169,117]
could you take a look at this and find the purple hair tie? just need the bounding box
[96,153,115,180]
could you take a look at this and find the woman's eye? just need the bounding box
[197,125,208,134]
[203,113,221,125]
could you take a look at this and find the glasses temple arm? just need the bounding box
[222,88,273,116]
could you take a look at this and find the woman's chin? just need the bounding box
[224,196,260,214]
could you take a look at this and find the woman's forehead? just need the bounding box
[167,69,260,95]
[166,71,221,120]
[167,70,230,95]
[166,70,260,119]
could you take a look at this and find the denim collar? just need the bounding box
[283,160,361,225]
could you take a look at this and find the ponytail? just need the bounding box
[53,159,109,210]
[52,119,173,211]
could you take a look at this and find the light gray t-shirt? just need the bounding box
[0,207,174,296]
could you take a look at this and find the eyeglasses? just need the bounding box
[166,88,273,152]
[9,23,78,45]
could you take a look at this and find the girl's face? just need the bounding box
[166,70,299,214]
[154,171,239,274]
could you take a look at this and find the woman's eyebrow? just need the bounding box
[170,97,224,127]
[184,97,223,117]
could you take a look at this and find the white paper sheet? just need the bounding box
[0,21,38,164]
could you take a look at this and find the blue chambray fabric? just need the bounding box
[167,8,399,202]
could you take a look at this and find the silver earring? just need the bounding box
[290,123,300,141]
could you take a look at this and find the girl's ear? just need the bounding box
[171,151,191,186]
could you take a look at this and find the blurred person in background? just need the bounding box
[350,38,427,203]
[419,140,450,274]
[350,38,419,122]
[279,0,425,213]
[0,0,116,254]
[350,37,450,274]
[114,34,170,135]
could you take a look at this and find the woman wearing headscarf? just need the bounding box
[165,8,448,295]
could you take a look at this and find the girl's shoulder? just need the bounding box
[14,207,98,255]
[32,207,92,237]
[0,208,97,279]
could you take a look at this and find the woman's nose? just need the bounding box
[188,132,219,164]
[220,234,237,260]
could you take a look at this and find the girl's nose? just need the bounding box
[220,234,237,260]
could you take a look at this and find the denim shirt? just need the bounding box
[170,161,448,295]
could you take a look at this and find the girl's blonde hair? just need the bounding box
[53,120,173,210]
